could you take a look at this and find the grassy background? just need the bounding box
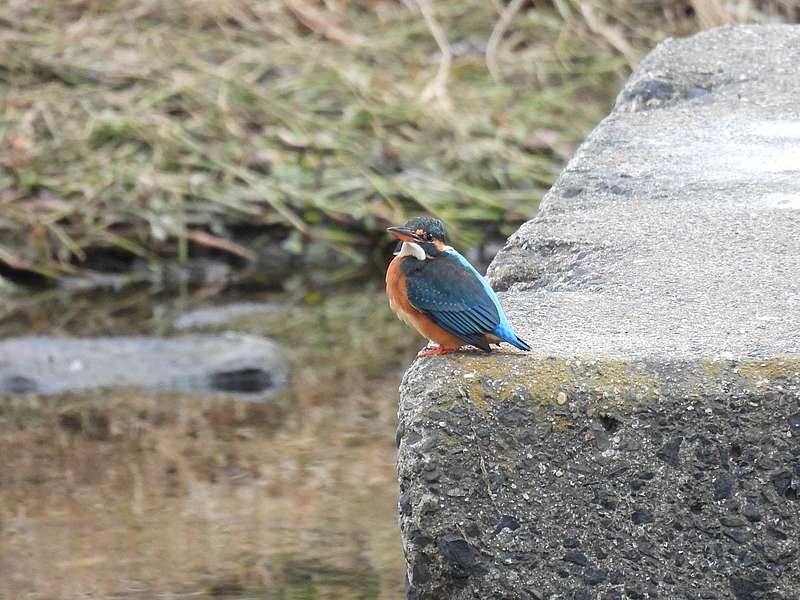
[1,0,797,284]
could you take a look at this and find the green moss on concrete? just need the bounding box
[422,356,800,419]
[698,359,725,381]
[454,354,660,410]
[735,358,800,389]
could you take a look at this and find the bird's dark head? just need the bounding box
[387,216,451,260]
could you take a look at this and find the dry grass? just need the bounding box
[0,0,796,282]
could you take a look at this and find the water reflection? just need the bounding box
[0,285,416,599]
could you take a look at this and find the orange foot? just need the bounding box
[415,345,459,359]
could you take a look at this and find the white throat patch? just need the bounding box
[398,241,426,261]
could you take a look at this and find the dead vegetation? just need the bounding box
[0,1,796,282]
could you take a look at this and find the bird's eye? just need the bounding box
[425,232,433,241]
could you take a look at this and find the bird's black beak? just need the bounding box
[387,226,422,243]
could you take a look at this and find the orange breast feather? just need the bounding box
[386,256,467,350]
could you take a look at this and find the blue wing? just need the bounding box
[401,250,530,352]
[402,253,501,351]
[444,249,530,352]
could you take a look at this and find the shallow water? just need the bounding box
[0,285,417,599]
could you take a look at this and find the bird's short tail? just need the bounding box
[507,335,530,352]
[494,324,530,351]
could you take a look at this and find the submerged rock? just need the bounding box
[0,333,288,401]
[172,302,279,330]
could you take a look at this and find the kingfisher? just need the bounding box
[386,216,530,359]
